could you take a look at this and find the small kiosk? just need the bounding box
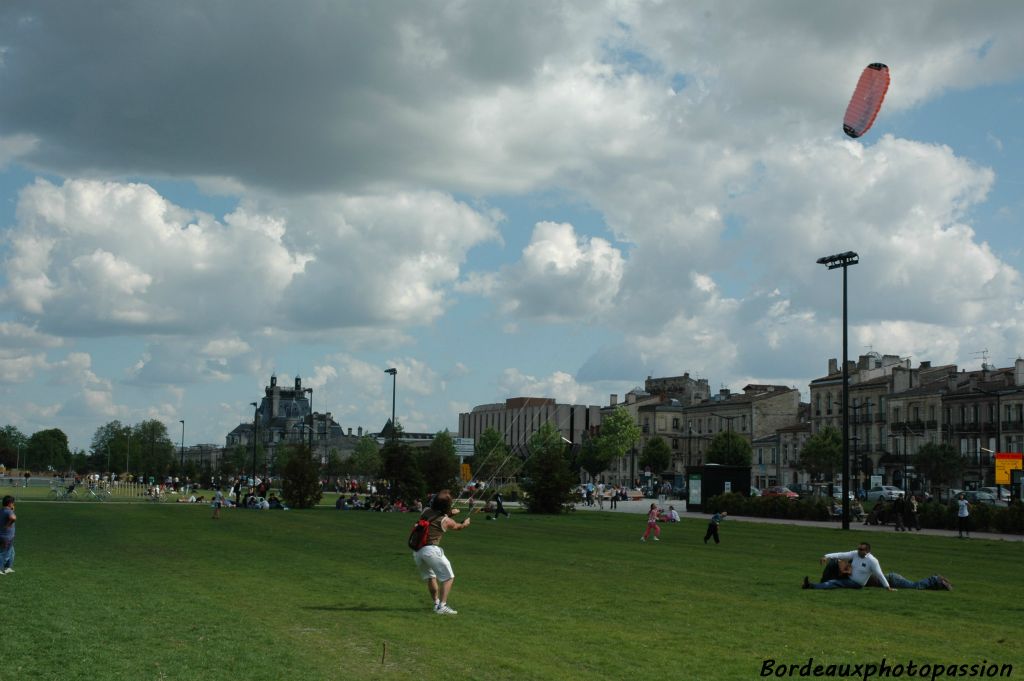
[685,464,752,513]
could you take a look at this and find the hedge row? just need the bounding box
[703,493,1024,534]
[705,493,832,521]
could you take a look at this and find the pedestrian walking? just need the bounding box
[0,495,16,574]
[490,491,510,519]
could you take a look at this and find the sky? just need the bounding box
[0,1,1022,452]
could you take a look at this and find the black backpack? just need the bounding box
[408,512,436,551]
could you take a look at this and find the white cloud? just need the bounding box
[469,221,624,323]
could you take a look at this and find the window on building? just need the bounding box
[672,438,679,450]
[771,447,778,464]
[757,448,763,465]
[912,406,920,421]
[826,393,833,415]
[672,417,680,430]
[815,394,821,416]
[893,406,900,423]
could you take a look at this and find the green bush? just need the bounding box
[704,493,831,521]
[992,501,1024,533]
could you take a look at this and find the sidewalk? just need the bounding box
[571,498,1024,542]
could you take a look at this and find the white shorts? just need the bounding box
[413,545,454,582]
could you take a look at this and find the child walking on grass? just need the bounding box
[641,503,660,542]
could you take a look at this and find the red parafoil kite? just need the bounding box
[843,63,889,138]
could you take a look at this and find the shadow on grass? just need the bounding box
[304,604,423,613]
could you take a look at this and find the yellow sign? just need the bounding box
[460,463,472,482]
[995,454,1022,485]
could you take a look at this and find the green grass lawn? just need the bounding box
[4,501,1021,681]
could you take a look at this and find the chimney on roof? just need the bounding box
[828,358,838,374]
[348,428,352,436]
[358,426,363,437]
[1016,358,1024,387]
[719,388,730,398]
[610,394,618,407]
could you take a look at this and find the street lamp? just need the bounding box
[385,368,398,443]
[179,419,185,469]
[250,402,258,489]
[974,387,1002,487]
[817,250,859,530]
[848,400,872,494]
[304,387,314,454]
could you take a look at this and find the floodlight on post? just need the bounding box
[974,387,1002,488]
[385,368,398,443]
[817,250,859,530]
[250,402,258,488]
[304,387,314,453]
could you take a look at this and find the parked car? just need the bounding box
[866,485,904,502]
[980,486,1012,503]
[762,486,799,499]
[963,490,1007,507]
[832,489,855,501]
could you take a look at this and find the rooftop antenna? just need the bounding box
[971,349,990,366]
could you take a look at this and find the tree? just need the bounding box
[0,426,28,469]
[281,445,322,509]
[471,427,512,481]
[797,426,842,481]
[640,436,672,477]
[913,443,963,495]
[593,407,642,470]
[380,440,425,504]
[348,436,382,478]
[575,434,607,479]
[706,430,753,466]
[133,420,175,476]
[521,422,576,514]
[420,431,460,493]
[26,428,70,472]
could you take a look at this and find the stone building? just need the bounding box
[458,397,601,456]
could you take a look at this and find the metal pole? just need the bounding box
[126,432,131,478]
[385,368,398,442]
[818,251,858,530]
[179,420,185,469]
[250,402,258,488]
[840,263,851,530]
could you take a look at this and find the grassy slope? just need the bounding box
[4,503,1021,681]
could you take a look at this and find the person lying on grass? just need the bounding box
[802,542,894,591]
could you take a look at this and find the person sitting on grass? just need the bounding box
[268,493,285,510]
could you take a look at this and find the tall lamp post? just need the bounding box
[304,387,314,451]
[817,250,859,530]
[179,419,185,469]
[848,400,872,495]
[974,387,1002,488]
[385,368,398,442]
[250,402,258,488]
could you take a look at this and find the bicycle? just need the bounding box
[85,485,111,502]
[49,485,79,501]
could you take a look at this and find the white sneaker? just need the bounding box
[640,537,645,542]
[653,537,659,542]
[3,568,13,574]
[436,604,458,615]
